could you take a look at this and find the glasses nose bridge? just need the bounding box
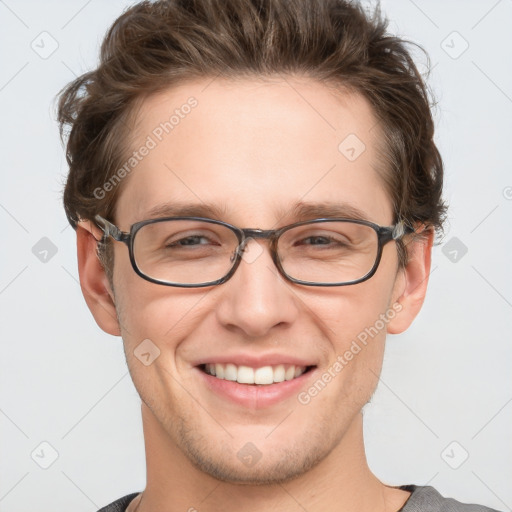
[236,227,279,258]
[240,228,276,241]
[238,227,278,247]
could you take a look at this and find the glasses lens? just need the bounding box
[133,219,239,285]
[277,221,378,284]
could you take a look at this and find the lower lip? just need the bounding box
[195,366,317,408]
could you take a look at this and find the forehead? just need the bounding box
[115,76,391,228]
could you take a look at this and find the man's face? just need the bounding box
[109,77,406,483]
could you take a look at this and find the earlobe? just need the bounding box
[76,221,121,336]
[387,227,434,335]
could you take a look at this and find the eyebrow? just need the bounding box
[284,201,370,223]
[142,200,370,225]
[144,202,228,220]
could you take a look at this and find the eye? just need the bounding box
[167,235,214,247]
[299,235,339,246]
[293,232,351,248]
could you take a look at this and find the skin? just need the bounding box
[76,76,432,512]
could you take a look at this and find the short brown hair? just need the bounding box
[57,0,446,276]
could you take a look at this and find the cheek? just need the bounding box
[113,287,208,402]
[112,245,183,330]
[303,280,394,344]
[113,263,211,356]
[301,293,390,416]
[298,268,397,398]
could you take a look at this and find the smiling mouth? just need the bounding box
[199,363,316,385]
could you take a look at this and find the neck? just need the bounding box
[131,403,410,512]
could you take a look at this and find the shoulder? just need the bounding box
[400,485,503,512]
[97,492,140,512]
[95,487,503,512]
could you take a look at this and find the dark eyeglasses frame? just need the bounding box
[94,214,413,288]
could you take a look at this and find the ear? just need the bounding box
[76,220,121,336]
[387,227,433,335]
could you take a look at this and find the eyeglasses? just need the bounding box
[94,214,413,287]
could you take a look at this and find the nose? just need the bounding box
[214,238,300,338]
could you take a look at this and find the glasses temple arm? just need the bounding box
[94,214,125,241]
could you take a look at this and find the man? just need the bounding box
[56,0,501,510]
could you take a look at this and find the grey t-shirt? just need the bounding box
[97,485,502,511]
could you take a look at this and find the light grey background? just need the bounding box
[1,0,511,510]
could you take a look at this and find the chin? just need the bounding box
[174,416,339,485]
[184,442,328,485]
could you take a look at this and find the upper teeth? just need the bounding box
[204,363,307,385]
